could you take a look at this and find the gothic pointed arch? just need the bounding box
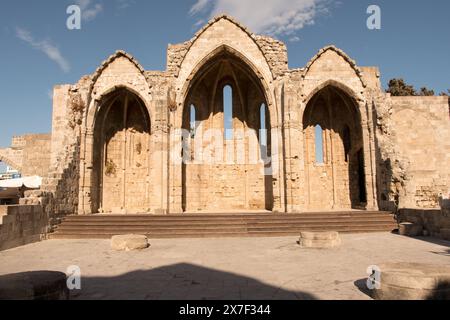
[90,87,152,214]
[303,46,367,88]
[302,84,368,210]
[180,41,274,212]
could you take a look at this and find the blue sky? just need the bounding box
[0,0,449,150]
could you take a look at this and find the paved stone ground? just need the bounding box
[0,233,449,300]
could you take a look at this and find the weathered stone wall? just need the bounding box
[0,134,51,177]
[254,35,288,79]
[375,96,450,210]
[397,205,450,240]
[0,147,22,172]
[21,134,51,177]
[37,78,90,219]
[0,205,49,251]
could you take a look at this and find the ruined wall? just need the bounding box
[20,134,51,177]
[26,15,449,218]
[0,205,49,251]
[376,96,450,210]
[0,134,51,177]
[397,206,450,240]
[0,146,23,172]
[254,35,288,79]
[39,79,90,220]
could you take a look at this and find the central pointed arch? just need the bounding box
[180,46,274,213]
[178,45,276,127]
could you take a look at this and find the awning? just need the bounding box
[0,176,42,189]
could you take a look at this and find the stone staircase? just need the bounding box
[49,211,398,239]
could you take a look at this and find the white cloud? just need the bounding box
[194,19,206,27]
[75,0,103,21]
[190,0,330,37]
[16,28,71,73]
[190,0,211,15]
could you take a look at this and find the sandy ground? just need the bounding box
[0,233,449,300]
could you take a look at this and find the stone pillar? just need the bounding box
[151,119,171,214]
[78,128,95,215]
[168,122,184,214]
[359,101,379,211]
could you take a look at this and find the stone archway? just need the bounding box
[92,89,151,213]
[181,49,274,212]
[303,85,367,210]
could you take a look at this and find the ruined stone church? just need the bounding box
[1,15,449,221]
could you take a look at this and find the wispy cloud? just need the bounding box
[75,0,103,21]
[16,28,70,73]
[116,0,135,10]
[190,0,331,38]
[190,0,211,15]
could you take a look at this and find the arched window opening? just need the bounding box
[315,125,324,164]
[223,85,233,140]
[190,104,196,138]
[260,103,268,159]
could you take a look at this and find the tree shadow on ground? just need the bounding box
[69,263,317,300]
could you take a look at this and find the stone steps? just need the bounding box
[56,220,395,229]
[49,211,398,239]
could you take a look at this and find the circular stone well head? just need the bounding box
[298,231,341,248]
[371,263,450,300]
[0,271,69,300]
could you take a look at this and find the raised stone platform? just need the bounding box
[298,231,341,248]
[371,263,450,300]
[49,211,397,239]
[0,271,68,300]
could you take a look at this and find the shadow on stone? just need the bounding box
[353,278,372,298]
[427,281,450,300]
[70,263,317,300]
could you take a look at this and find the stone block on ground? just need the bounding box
[0,271,69,300]
[298,231,341,248]
[370,263,450,300]
[111,234,149,251]
[399,222,423,237]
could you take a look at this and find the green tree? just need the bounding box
[386,78,417,96]
[418,87,435,96]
